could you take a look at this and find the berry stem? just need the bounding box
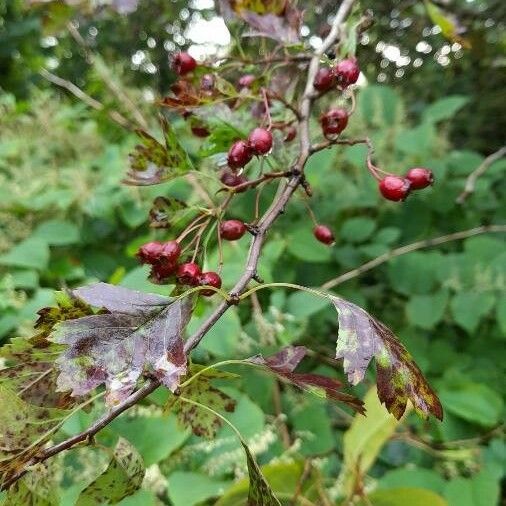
[261,87,273,130]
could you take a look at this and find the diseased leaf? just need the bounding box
[50,283,192,406]
[249,346,365,414]
[330,296,442,420]
[149,196,196,229]
[169,365,237,438]
[76,437,145,506]
[123,117,193,186]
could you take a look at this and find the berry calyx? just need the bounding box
[248,128,273,155]
[220,219,247,241]
[238,74,255,88]
[176,262,201,286]
[405,167,434,190]
[379,176,411,201]
[172,52,197,76]
[220,171,248,192]
[159,240,182,263]
[313,225,335,245]
[320,108,349,137]
[137,241,163,265]
[333,57,360,88]
[313,67,335,92]
[199,271,222,296]
[227,140,253,169]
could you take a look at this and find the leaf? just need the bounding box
[425,1,470,48]
[422,95,469,123]
[123,117,193,186]
[405,291,448,330]
[248,346,365,413]
[0,238,50,270]
[358,487,448,506]
[443,468,500,506]
[331,296,443,420]
[32,219,80,246]
[50,283,192,405]
[450,291,495,333]
[228,0,287,15]
[76,437,145,506]
[169,365,237,438]
[339,387,404,497]
[167,472,231,506]
[148,196,195,229]
[340,217,377,243]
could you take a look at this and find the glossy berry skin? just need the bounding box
[320,108,349,137]
[137,241,163,265]
[220,219,247,241]
[220,171,248,192]
[227,140,253,169]
[248,128,273,155]
[151,261,177,282]
[405,167,434,190]
[159,240,182,263]
[379,176,411,201]
[238,74,256,88]
[313,67,335,92]
[199,271,222,296]
[333,57,360,87]
[176,262,201,286]
[313,225,335,245]
[172,52,197,75]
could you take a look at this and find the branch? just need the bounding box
[321,224,506,290]
[456,146,506,204]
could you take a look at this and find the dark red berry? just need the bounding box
[137,241,163,265]
[176,262,201,286]
[248,128,273,155]
[238,74,255,88]
[151,261,177,281]
[191,123,210,138]
[405,167,434,190]
[227,140,253,169]
[220,219,247,241]
[172,52,197,75]
[199,271,222,296]
[320,108,349,137]
[313,67,336,92]
[220,171,248,192]
[333,57,360,87]
[313,225,335,245]
[159,240,182,263]
[379,176,411,201]
[284,125,297,143]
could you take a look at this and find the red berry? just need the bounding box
[333,57,360,87]
[191,123,210,138]
[151,261,177,282]
[405,167,434,190]
[227,140,253,169]
[313,225,335,245]
[199,271,222,296]
[313,67,336,92]
[284,125,297,143]
[176,262,201,286]
[320,108,349,137]
[379,176,411,201]
[220,219,247,241]
[238,74,255,88]
[159,240,182,263]
[248,128,273,155]
[137,241,163,265]
[172,52,197,75]
[220,171,248,192]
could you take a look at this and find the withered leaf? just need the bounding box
[50,283,192,406]
[124,117,193,186]
[149,196,196,229]
[249,346,365,414]
[331,296,443,420]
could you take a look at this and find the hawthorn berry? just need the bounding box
[159,240,182,263]
[137,241,163,265]
[176,262,201,286]
[172,52,197,76]
[313,225,335,245]
[284,125,297,143]
[220,171,248,192]
[191,123,210,138]
[227,140,253,169]
[238,74,256,88]
[313,67,335,92]
[379,176,411,201]
[199,271,222,296]
[151,261,177,281]
[333,57,360,87]
[405,167,434,190]
[248,128,273,155]
[220,219,247,241]
[320,108,349,137]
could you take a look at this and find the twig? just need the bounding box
[272,379,291,449]
[321,224,506,290]
[456,146,506,204]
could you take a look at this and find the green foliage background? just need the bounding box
[0,1,504,505]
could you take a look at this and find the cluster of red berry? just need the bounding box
[227,127,273,169]
[378,168,434,201]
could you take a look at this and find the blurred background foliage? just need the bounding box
[0,0,504,505]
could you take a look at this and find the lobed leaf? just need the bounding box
[330,296,443,420]
[50,283,192,406]
[149,196,196,229]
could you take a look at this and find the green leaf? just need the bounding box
[395,122,436,156]
[423,95,469,123]
[32,220,80,246]
[425,1,470,47]
[443,468,500,506]
[496,295,506,336]
[167,472,231,506]
[286,291,328,318]
[148,196,196,229]
[286,227,332,263]
[0,238,50,270]
[388,252,442,295]
[76,438,145,506]
[339,387,403,496]
[450,292,495,333]
[358,487,448,506]
[378,468,445,494]
[405,291,448,330]
[340,217,377,243]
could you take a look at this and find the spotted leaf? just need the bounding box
[148,196,196,229]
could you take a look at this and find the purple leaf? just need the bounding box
[331,296,443,420]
